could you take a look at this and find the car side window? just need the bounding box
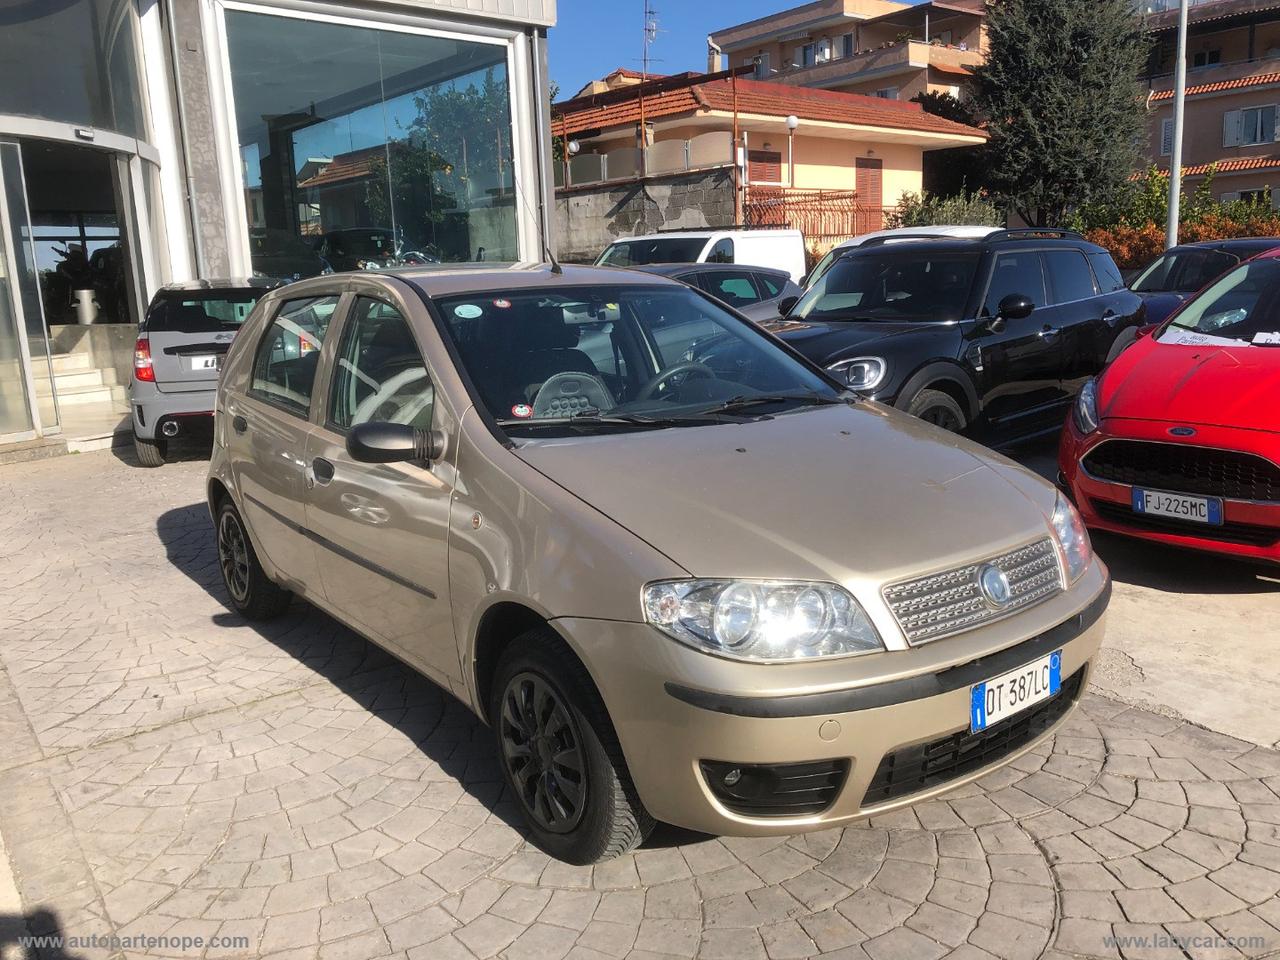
[702,270,763,307]
[329,297,434,432]
[1087,252,1127,293]
[983,253,1047,317]
[250,294,340,417]
[1043,250,1098,304]
[706,238,734,263]
[757,272,784,297]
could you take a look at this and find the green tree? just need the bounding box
[969,0,1148,226]
[886,188,1001,228]
[912,91,989,198]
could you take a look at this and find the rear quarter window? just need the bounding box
[1087,252,1127,293]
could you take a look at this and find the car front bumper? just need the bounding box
[129,379,217,439]
[556,561,1109,836]
[1060,416,1280,562]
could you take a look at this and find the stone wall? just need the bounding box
[553,168,735,263]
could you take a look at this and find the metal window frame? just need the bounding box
[204,0,542,277]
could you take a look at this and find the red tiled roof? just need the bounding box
[551,72,987,140]
[1157,154,1280,176]
[297,146,383,188]
[1149,71,1280,101]
[604,67,669,81]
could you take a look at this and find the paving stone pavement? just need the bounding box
[1,450,1278,960]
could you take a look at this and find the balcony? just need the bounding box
[554,132,733,189]
[771,40,983,89]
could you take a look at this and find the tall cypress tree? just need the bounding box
[970,0,1148,226]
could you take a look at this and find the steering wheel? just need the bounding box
[636,361,716,401]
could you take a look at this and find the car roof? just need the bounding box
[606,229,800,242]
[396,262,686,298]
[158,277,281,292]
[836,225,1000,249]
[630,263,788,277]
[1179,237,1280,253]
[836,232,1108,257]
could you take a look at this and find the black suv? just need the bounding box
[766,230,1144,443]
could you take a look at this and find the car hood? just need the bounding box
[1100,333,1280,432]
[767,318,949,364]
[513,403,1058,587]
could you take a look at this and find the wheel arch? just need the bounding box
[893,360,980,421]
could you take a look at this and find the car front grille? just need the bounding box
[1082,440,1280,502]
[862,667,1084,806]
[1091,499,1280,547]
[882,538,1063,645]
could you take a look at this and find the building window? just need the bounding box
[874,87,899,99]
[1241,106,1276,145]
[1192,48,1221,69]
[817,38,832,63]
[1160,118,1174,156]
[1239,188,1273,206]
[801,43,817,67]
[842,33,855,58]
[747,150,783,183]
[222,8,520,279]
[750,53,771,79]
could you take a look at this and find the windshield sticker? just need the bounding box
[453,304,483,320]
[493,298,512,309]
[510,403,532,419]
[1253,331,1280,345]
[1158,326,1243,348]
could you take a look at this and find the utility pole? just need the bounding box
[1166,0,1189,248]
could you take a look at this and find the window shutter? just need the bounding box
[1160,119,1174,156]
[794,45,803,67]
[1273,105,1280,141]
[1224,109,1243,147]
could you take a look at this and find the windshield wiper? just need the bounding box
[696,393,850,417]
[498,411,713,431]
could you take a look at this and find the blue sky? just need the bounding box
[547,0,796,99]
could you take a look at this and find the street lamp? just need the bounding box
[786,115,799,187]
[1166,0,1189,248]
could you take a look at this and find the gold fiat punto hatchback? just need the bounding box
[208,264,1108,863]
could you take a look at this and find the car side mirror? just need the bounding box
[998,293,1035,321]
[777,295,799,317]
[347,421,442,464]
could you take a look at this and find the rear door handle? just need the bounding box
[312,458,335,485]
[231,415,248,434]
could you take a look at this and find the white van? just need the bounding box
[595,229,807,284]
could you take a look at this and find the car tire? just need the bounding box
[490,628,653,864]
[133,433,167,468]
[905,388,967,433]
[215,500,292,620]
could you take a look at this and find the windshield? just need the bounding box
[436,285,841,434]
[1160,258,1280,345]
[1131,248,1239,294]
[596,237,708,267]
[145,292,264,333]
[791,250,980,323]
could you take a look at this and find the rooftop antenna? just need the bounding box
[643,0,659,79]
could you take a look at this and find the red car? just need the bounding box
[1059,248,1280,562]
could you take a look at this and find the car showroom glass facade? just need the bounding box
[0,0,554,450]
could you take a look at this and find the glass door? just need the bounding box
[0,143,40,441]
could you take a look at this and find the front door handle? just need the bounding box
[1040,325,1060,339]
[232,415,248,434]
[312,457,335,485]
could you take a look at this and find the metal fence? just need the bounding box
[743,187,893,246]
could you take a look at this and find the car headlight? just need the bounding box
[1073,378,1099,434]
[643,579,883,661]
[1050,493,1091,584]
[826,356,886,391]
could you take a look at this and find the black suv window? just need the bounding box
[791,250,980,323]
[1043,250,1097,304]
[1088,252,1127,293]
[983,252,1047,316]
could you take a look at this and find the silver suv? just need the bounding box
[208,265,1109,864]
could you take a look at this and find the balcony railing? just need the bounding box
[555,131,732,188]
[771,40,982,88]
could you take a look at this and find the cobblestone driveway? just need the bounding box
[0,451,1277,960]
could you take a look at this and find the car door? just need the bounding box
[226,292,343,589]
[302,291,460,685]
[968,249,1066,436]
[1045,248,1108,394]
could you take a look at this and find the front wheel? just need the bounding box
[491,629,653,863]
[905,388,967,433]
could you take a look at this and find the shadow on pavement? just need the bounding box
[155,502,694,852]
[0,909,82,959]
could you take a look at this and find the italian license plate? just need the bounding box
[1132,488,1223,525]
[192,355,220,371]
[970,650,1062,733]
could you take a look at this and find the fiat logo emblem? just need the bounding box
[978,564,1012,607]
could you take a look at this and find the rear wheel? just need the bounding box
[133,432,167,468]
[905,387,967,433]
[491,628,653,863]
[215,500,291,620]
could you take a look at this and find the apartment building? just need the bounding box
[708,0,986,103]
[1142,0,1280,203]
